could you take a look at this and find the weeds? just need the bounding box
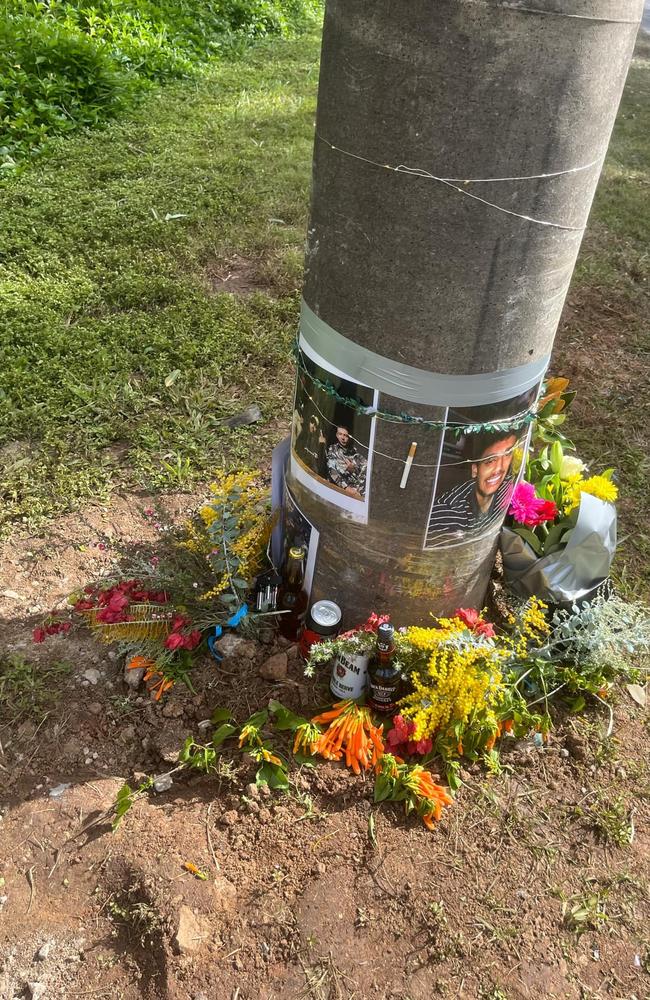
[587,796,634,848]
[0,653,70,719]
[560,890,609,935]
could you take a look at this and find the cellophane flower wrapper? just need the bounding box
[500,493,616,606]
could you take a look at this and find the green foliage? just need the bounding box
[0,0,320,165]
[0,653,71,718]
[112,776,154,830]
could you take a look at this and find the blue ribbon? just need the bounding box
[207,605,249,662]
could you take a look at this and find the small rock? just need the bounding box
[153,773,174,793]
[194,993,209,1000]
[124,662,145,689]
[0,895,8,910]
[259,652,287,681]
[212,876,237,913]
[88,702,102,716]
[82,668,101,685]
[559,748,570,758]
[257,807,272,823]
[286,644,299,660]
[173,906,210,954]
[36,942,53,961]
[28,984,46,1000]
[615,766,627,780]
[220,810,238,827]
[225,404,262,428]
[215,634,258,660]
[1,590,22,600]
[161,701,184,719]
[245,783,260,799]
[48,783,71,799]
[315,862,326,875]
[565,735,587,761]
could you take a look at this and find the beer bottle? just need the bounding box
[367,623,401,714]
[277,547,308,641]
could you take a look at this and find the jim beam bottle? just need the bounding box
[330,644,370,700]
[277,547,308,641]
[367,622,401,714]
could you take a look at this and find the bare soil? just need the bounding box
[0,478,648,1000]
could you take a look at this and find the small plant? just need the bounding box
[0,654,71,719]
[561,890,608,935]
[588,796,634,848]
[108,892,163,946]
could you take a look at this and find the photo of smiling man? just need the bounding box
[424,428,521,549]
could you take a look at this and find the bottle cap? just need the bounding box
[377,622,394,641]
[288,546,305,560]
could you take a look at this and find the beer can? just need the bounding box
[330,650,370,700]
[299,599,341,659]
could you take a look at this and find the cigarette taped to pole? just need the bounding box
[400,442,418,489]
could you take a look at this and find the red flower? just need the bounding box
[33,627,46,643]
[74,599,95,612]
[165,632,185,651]
[171,614,189,632]
[454,607,496,639]
[386,716,432,757]
[182,630,202,651]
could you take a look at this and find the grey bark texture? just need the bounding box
[287,0,642,626]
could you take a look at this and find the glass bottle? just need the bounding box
[277,546,308,641]
[367,622,400,714]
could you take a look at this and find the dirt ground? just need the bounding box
[0,463,649,1000]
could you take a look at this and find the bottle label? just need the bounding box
[330,652,370,700]
[368,681,399,713]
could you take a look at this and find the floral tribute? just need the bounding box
[32,470,272,698]
[505,377,618,558]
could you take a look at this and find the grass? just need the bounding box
[0,652,71,719]
[0,29,321,533]
[0,24,648,582]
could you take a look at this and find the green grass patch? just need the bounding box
[0,0,320,167]
[0,30,321,531]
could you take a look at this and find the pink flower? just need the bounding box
[33,627,46,643]
[165,632,185,651]
[74,599,95,612]
[508,481,558,528]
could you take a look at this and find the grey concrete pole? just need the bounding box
[285,0,643,627]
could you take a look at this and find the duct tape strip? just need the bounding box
[300,300,550,407]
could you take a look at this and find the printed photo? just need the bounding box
[283,484,319,599]
[423,386,539,550]
[290,338,378,523]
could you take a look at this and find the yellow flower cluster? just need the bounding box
[179,470,271,601]
[513,595,549,657]
[563,474,618,514]
[399,617,506,741]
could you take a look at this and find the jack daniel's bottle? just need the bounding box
[367,623,400,714]
[277,547,308,641]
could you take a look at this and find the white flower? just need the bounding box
[559,455,585,479]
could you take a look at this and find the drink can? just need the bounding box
[330,650,370,700]
[299,600,341,659]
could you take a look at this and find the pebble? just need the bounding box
[153,773,174,793]
[161,702,184,719]
[28,984,46,1000]
[48,783,71,799]
[220,810,238,827]
[36,942,53,961]
[124,663,145,689]
[259,652,288,681]
[257,807,272,824]
[82,668,101,685]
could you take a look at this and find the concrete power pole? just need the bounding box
[285,0,643,626]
